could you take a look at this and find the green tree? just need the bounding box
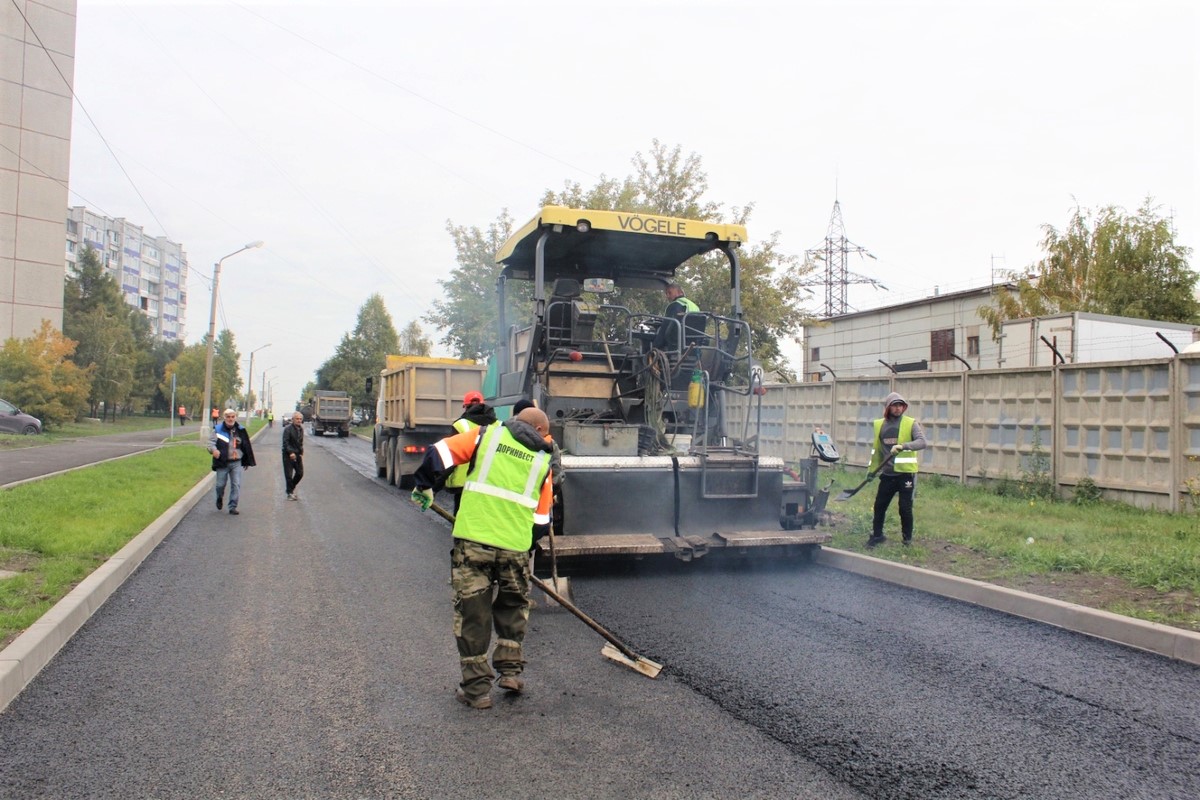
[142,339,184,415]
[299,380,317,409]
[64,244,146,418]
[399,320,432,356]
[426,211,520,359]
[213,330,242,411]
[63,244,126,322]
[427,140,817,377]
[316,294,402,399]
[0,321,93,427]
[980,199,1198,337]
[161,342,207,419]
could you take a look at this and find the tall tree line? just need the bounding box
[425,140,818,380]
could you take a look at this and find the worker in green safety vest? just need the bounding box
[654,280,699,351]
[410,407,554,710]
[867,392,928,548]
[443,390,497,513]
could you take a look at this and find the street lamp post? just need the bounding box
[244,344,272,421]
[200,241,263,442]
[261,366,277,415]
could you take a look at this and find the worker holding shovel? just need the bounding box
[867,392,928,548]
[410,407,554,710]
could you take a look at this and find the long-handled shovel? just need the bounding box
[834,450,898,502]
[429,502,663,679]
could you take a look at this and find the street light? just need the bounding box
[200,240,263,442]
[244,344,272,421]
[261,366,277,415]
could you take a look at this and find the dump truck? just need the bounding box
[491,206,833,568]
[311,390,352,437]
[373,355,487,488]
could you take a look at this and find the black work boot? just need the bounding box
[866,535,887,548]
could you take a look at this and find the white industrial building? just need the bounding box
[803,283,1198,380]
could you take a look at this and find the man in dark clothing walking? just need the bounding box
[282,411,305,500]
[868,392,927,547]
[210,409,257,515]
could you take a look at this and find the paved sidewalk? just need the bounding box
[0,426,197,488]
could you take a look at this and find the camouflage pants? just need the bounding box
[450,538,531,699]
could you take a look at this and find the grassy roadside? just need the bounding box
[823,468,1200,631]
[0,444,210,647]
[0,419,265,648]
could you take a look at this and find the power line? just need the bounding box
[8,0,171,239]
[228,0,598,183]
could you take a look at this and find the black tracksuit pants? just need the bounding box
[872,473,916,539]
[283,454,304,495]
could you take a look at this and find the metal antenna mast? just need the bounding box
[804,199,884,317]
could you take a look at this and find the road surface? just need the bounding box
[0,430,1195,799]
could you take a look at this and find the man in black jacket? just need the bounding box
[282,411,305,500]
[209,409,256,515]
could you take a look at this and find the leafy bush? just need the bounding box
[1071,476,1103,505]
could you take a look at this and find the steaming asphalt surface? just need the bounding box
[0,430,1195,798]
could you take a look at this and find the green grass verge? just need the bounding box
[824,467,1200,627]
[0,444,211,645]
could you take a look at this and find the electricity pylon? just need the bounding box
[803,199,885,317]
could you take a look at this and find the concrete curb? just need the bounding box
[0,425,268,713]
[0,472,214,713]
[816,547,1200,666]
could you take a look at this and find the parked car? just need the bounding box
[0,399,42,435]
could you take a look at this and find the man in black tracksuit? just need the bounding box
[282,411,305,500]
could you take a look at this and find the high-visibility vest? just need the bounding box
[444,417,478,489]
[675,296,699,313]
[870,416,918,473]
[455,425,551,553]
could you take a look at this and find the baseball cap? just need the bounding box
[463,391,484,406]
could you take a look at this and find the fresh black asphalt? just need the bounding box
[0,430,1197,798]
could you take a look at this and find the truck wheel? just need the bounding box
[338,430,348,438]
[385,438,396,485]
[374,431,387,477]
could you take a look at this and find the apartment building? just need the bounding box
[1,0,78,338]
[66,207,189,341]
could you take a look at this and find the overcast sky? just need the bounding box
[67,0,1197,411]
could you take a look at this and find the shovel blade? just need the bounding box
[601,643,663,679]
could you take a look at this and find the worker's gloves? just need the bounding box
[890,444,905,455]
[410,487,434,512]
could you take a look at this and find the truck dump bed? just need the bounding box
[379,356,488,429]
[374,356,487,488]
